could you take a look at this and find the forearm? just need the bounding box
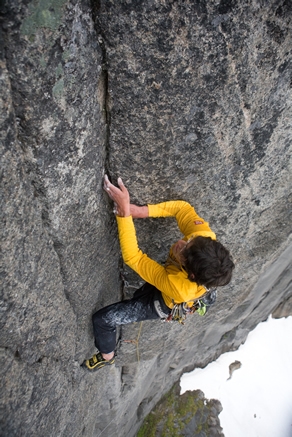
[148,200,194,218]
[148,200,214,237]
[130,204,149,218]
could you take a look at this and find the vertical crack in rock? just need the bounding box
[90,0,111,176]
[90,0,126,308]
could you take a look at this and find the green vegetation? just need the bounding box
[137,383,210,437]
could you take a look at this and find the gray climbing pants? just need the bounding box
[92,283,170,354]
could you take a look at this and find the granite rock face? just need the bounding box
[1,1,291,436]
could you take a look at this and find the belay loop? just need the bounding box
[166,288,217,324]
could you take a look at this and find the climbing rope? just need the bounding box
[123,321,143,363]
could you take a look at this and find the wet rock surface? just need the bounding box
[1,1,292,436]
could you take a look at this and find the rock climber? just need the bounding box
[83,175,234,371]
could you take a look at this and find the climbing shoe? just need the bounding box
[82,352,115,371]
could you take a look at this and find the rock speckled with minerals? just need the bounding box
[1,1,291,436]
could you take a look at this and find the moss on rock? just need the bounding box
[137,382,224,437]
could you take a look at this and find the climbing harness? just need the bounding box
[166,288,217,324]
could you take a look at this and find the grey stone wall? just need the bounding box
[1,1,291,436]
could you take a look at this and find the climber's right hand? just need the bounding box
[103,175,131,217]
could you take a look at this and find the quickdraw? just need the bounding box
[166,303,187,324]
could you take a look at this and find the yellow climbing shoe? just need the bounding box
[82,352,115,371]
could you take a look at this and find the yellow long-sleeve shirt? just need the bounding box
[116,201,216,309]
